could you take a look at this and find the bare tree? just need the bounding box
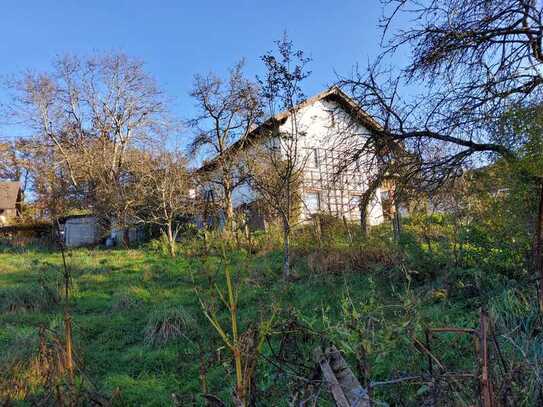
[188,62,262,233]
[4,53,170,242]
[246,36,311,280]
[136,149,192,256]
[333,126,418,237]
[339,0,543,307]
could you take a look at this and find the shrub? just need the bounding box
[144,306,196,347]
[110,289,142,311]
[304,243,400,275]
[489,289,543,405]
[147,234,178,257]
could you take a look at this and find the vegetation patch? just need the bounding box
[0,283,60,313]
[143,305,197,347]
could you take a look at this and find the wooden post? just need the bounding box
[64,310,74,380]
[56,218,74,381]
[478,309,494,407]
[425,329,437,407]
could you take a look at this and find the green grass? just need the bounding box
[0,231,528,405]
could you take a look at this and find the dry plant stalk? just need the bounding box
[199,262,274,406]
[414,308,497,406]
[56,219,74,381]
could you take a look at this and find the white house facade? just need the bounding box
[199,87,390,227]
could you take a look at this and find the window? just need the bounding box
[306,148,319,168]
[304,192,320,214]
[267,138,280,152]
[350,194,361,209]
[204,190,215,202]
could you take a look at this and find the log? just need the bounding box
[314,346,370,407]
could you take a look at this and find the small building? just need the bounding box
[62,215,100,248]
[0,181,22,225]
[60,214,147,248]
[110,223,146,246]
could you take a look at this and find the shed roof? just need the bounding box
[0,181,21,209]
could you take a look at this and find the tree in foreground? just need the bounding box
[246,36,311,280]
[340,0,543,308]
[136,149,192,256]
[188,62,262,233]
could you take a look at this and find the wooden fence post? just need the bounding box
[478,309,495,407]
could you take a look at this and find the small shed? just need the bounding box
[110,223,146,246]
[63,215,99,248]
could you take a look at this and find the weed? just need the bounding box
[0,283,60,313]
[144,306,196,347]
[110,289,142,311]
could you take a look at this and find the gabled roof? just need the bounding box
[197,86,382,173]
[0,181,21,209]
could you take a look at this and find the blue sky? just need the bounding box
[0,1,394,142]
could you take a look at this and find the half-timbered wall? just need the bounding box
[207,95,387,227]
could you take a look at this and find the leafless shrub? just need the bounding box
[245,35,311,280]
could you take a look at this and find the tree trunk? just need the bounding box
[166,222,176,257]
[534,180,543,312]
[224,188,234,233]
[359,174,386,237]
[282,219,290,280]
[315,214,322,250]
[392,200,402,242]
[123,228,130,247]
[359,193,371,237]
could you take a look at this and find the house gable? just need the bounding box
[0,181,21,210]
[197,86,381,173]
[0,181,22,224]
[196,86,388,226]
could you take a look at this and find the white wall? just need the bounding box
[278,98,385,224]
[202,96,386,226]
[64,216,98,247]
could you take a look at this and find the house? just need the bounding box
[0,181,22,225]
[197,86,391,227]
